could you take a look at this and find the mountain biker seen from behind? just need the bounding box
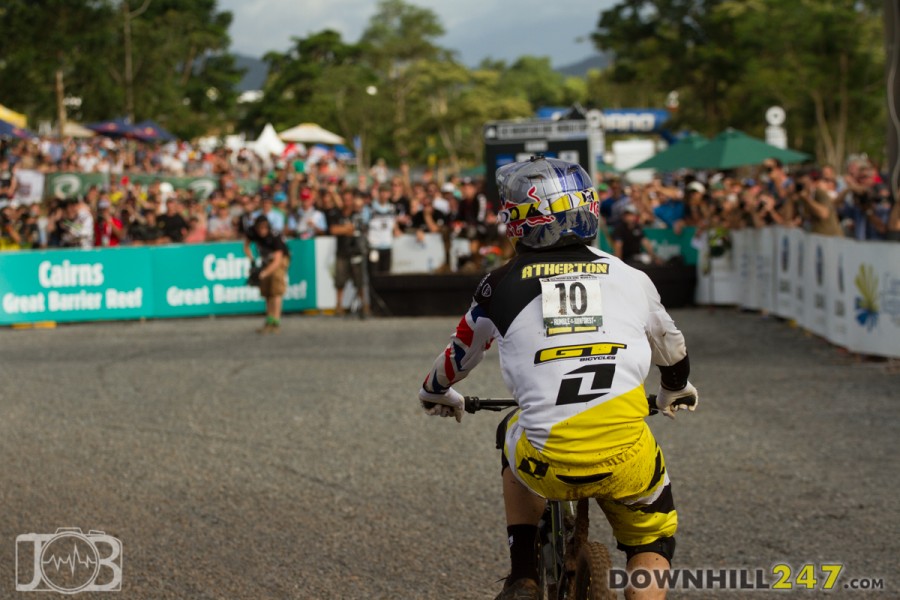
[418,156,699,600]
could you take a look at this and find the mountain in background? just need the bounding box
[234,54,268,91]
[555,53,611,77]
[232,52,612,92]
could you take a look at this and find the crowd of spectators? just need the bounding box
[1,134,899,271]
[602,156,900,264]
[0,135,506,273]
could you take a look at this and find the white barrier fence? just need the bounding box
[696,227,900,358]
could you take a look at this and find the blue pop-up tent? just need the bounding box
[0,118,34,139]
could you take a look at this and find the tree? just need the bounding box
[719,0,884,166]
[360,0,446,160]
[0,0,121,125]
[592,0,747,132]
[592,0,885,166]
[0,0,239,138]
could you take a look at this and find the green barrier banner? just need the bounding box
[127,174,219,199]
[597,226,698,265]
[150,240,317,318]
[0,247,153,324]
[235,178,261,194]
[0,240,317,325]
[645,227,698,265]
[44,173,110,199]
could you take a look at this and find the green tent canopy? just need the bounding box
[685,128,809,170]
[629,133,709,171]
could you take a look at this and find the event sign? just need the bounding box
[773,227,794,319]
[13,169,45,204]
[824,237,849,348]
[0,246,152,324]
[127,174,219,199]
[0,240,316,325]
[803,234,830,338]
[149,240,316,318]
[44,172,109,199]
[843,240,900,358]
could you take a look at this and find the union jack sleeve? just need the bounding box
[422,301,497,394]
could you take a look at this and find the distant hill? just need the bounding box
[234,54,268,91]
[231,51,609,92]
[556,53,612,77]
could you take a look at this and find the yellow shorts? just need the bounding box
[504,411,677,548]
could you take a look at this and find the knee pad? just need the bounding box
[617,536,676,563]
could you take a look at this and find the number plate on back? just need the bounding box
[539,274,603,336]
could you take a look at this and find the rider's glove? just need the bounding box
[418,387,464,423]
[656,381,699,420]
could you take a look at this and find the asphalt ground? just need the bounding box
[0,309,897,599]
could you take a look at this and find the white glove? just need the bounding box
[655,381,699,420]
[419,387,464,423]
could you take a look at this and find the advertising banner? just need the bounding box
[0,247,152,324]
[824,237,850,348]
[150,240,316,318]
[733,229,758,310]
[391,233,446,273]
[13,169,45,205]
[790,228,807,327]
[0,240,317,325]
[645,227,699,265]
[756,228,776,314]
[127,174,219,199]
[803,234,830,338]
[843,240,900,358]
[694,230,738,305]
[772,227,794,319]
[44,173,110,199]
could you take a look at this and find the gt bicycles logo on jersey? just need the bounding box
[534,342,627,365]
[555,364,616,405]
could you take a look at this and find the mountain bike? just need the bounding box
[464,394,692,600]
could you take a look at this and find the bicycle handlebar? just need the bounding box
[463,393,697,415]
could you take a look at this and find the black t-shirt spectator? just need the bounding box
[411,208,449,231]
[157,213,188,242]
[326,208,362,257]
[612,221,645,263]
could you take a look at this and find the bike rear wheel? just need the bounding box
[574,542,615,600]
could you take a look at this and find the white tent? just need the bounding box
[278,122,344,145]
[56,122,96,138]
[253,123,286,159]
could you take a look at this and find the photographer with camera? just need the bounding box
[795,172,843,236]
[839,162,891,240]
[47,197,94,249]
[244,214,291,334]
[94,199,126,247]
[327,191,368,316]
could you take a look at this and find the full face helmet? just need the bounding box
[495,156,599,250]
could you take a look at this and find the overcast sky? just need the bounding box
[218,0,615,67]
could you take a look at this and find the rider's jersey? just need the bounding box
[423,244,687,463]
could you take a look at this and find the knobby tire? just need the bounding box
[574,542,615,600]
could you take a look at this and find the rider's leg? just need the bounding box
[625,551,670,600]
[502,466,544,584]
[497,411,545,585]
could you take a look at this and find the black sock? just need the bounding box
[507,524,539,583]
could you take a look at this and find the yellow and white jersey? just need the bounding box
[423,244,687,463]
